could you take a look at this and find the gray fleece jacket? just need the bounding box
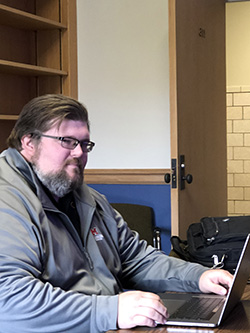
[0,148,207,332]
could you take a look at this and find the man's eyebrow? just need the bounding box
[63,136,90,142]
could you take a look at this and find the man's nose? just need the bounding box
[71,144,85,157]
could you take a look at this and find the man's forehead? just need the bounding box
[49,119,89,132]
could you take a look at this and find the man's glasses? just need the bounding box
[35,133,95,153]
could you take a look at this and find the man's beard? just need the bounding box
[32,160,84,198]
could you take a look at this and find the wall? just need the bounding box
[77,1,172,252]
[226,2,250,87]
[227,87,250,215]
[76,0,170,169]
[226,2,250,215]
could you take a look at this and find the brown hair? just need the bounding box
[7,94,90,151]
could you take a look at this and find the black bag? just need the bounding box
[171,216,250,272]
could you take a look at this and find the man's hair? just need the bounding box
[7,94,90,151]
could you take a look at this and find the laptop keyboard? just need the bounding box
[170,297,224,321]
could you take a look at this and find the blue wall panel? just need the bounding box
[88,184,172,254]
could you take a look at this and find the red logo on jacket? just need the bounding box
[91,227,104,241]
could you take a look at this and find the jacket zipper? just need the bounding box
[45,207,94,270]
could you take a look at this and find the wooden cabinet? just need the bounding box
[0,0,77,151]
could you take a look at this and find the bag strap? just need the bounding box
[170,236,191,261]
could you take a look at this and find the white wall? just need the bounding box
[77,0,170,169]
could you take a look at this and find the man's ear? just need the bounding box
[20,134,36,161]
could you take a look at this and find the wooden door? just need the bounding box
[169,0,227,238]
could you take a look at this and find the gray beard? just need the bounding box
[33,165,83,198]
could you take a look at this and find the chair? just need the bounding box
[110,203,161,249]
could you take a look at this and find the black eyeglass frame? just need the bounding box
[34,133,95,152]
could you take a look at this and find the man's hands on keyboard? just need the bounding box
[199,269,233,295]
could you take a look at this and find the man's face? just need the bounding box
[23,120,90,198]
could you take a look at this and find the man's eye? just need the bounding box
[63,138,72,144]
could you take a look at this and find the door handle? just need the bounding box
[164,173,171,183]
[180,155,193,190]
[164,158,177,188]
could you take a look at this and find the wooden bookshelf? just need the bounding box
[0,0,77,151]
[0,4,67,30]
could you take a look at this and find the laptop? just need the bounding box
[159,233,250,328]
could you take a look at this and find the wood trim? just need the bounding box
[61,0,78,98]
[0,115,18,120]
[84,169,171,185]
[169,0,179,236]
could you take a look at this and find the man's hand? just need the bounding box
[117,290,168,329]
[199,269,233,295]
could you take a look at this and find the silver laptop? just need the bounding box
[159,233,250,328]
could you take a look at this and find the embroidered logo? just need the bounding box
[91,227,104,241]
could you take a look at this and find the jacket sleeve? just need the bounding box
[112,207,208,293]
[0,186,118,333]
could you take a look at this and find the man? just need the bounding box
[0,94,232,332]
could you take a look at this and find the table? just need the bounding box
[107,284,250,333]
